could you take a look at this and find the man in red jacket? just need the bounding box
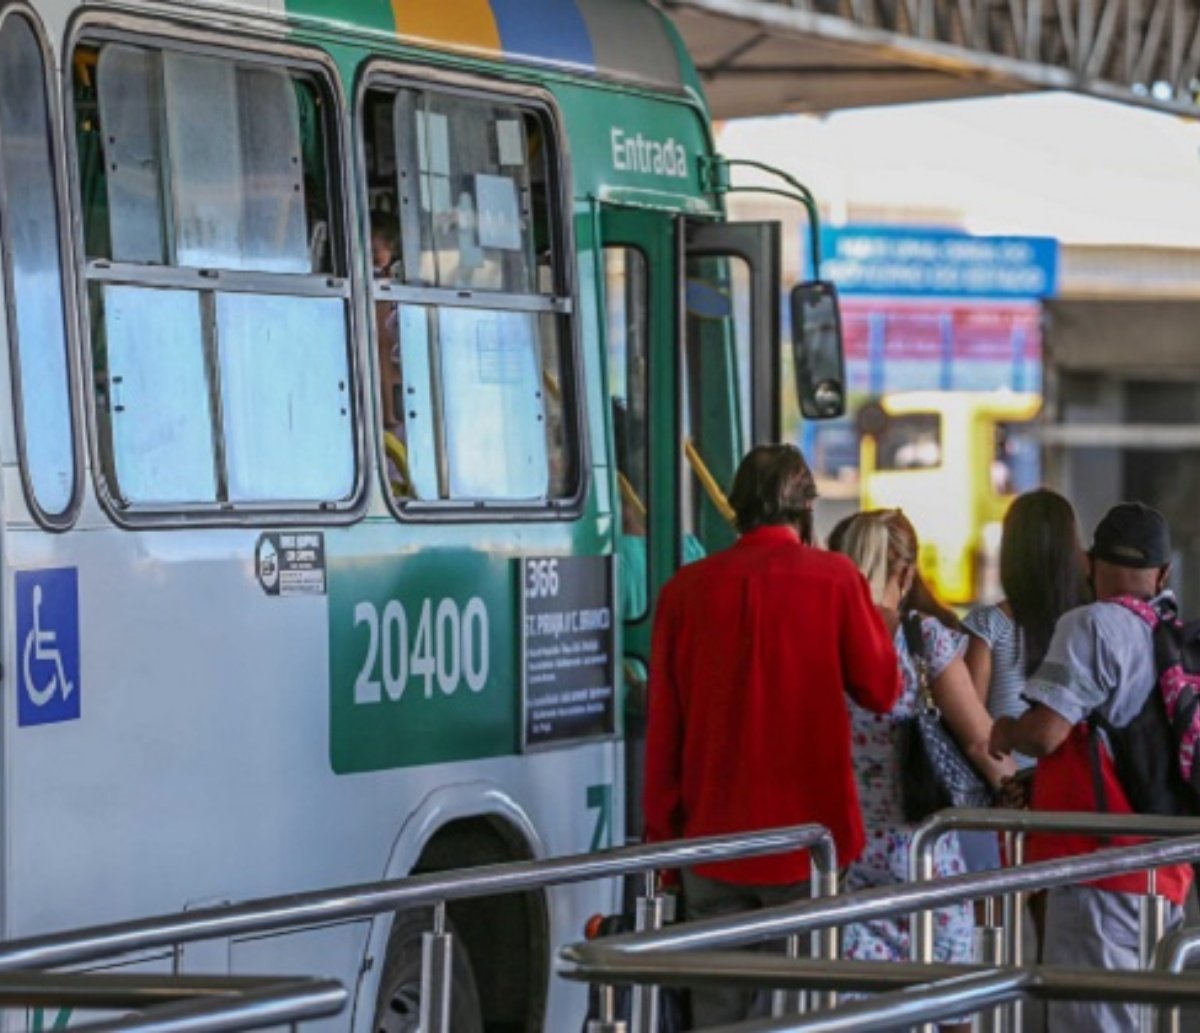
[643,444,901,1026]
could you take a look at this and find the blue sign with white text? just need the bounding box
[16,568,80,727]
[819,226,1059,299]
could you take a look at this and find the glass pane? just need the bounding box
[682,255,750,554]
[100,285,216,505]
[96,45,167,264]
[0,16,76,516]
[439,307,548,499]
[395,91,537,293]
[217,294,354,502]
[604,247,649,620]
[877,413,942,470]
[380,303,438,501]
[163,53,308,272]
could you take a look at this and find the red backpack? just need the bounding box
[1087,596,1200,817]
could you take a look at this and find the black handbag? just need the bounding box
[896,612,993,823]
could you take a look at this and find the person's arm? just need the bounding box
[934,654,1016,788]
[642,585,684,844]
[840,571,901,713]
[963,635,993,709]
[989,605,1111,761]
[990,705,1073,759]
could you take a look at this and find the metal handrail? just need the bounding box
[907,808,1200,974]
[909,809,1200,883]
[902,806,1200,1031]
[561,833,1200,959]
[0,825,834,974]
[0,973,346,1033]
[708,969,1026,1033]
[1153,925,1200,1033]
[1157,926,1200,974]
[563,956,1200,1033]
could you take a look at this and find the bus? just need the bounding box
[0,1,843,1029]
[859,391,1041,606]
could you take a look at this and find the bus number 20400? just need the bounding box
[353,597,490,704]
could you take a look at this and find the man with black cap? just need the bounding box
[990,501,1193,1031]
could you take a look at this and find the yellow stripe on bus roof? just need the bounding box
[390,1,501,53]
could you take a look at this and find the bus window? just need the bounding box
[0,13,77,522]
[76,42,353,512]
[363,83,574,506]
[604,246,649,620]
[680,254,750,555]
[876,412,942,471]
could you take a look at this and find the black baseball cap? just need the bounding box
[1090,502,1172,569]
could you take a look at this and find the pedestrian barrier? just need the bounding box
[0,825,835,1033]
[0,972,345,1032]
[561,830,1200,1032]
[908,808,1200,1033]
[1154,919,1200,1033]
[564,956,1200,1032]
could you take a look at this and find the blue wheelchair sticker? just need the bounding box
[16,569,80,727]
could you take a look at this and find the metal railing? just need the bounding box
[908,808,1200,1032]
[0,825,835,1033]
[1154,921,1200,1033]
[0,972,345,1032]
[564,955,1200,1032]
[562,832,1200,1031]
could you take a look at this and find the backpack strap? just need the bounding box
[1109,594,1164,628]
[1085,715,1112,824]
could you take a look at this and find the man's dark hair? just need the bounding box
[729,444,817,537]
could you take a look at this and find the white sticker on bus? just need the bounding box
[353,597,489,704]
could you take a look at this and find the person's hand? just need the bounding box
[989,716,1016,760]
[996,773,1031,809]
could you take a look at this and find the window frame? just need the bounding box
[0,4,84,531]
[65,15,367,528]
[356,61,588,523]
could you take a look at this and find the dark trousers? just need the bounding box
[680,869,812,1029]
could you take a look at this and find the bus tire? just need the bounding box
[374,908,484,1033]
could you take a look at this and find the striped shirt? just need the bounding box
[962,603,1035,770]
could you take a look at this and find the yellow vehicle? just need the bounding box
[859,391,1043,606]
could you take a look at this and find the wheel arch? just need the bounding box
[350,782,550,1033]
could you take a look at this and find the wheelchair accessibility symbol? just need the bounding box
[16,569,80,727]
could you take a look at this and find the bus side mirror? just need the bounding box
[791,281,846,420]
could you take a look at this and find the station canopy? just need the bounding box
[660,0,1200,116]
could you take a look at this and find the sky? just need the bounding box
[718,91,1200,248]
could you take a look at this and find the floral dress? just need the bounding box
[842,615,975,964]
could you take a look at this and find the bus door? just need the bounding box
[598,206,783,836]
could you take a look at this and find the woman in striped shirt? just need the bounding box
[961,488,1088,869]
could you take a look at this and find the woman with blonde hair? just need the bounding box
[834,510,1014,1006]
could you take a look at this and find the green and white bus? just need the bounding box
[0,0,844,1028]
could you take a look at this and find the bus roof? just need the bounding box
[278,0,690,94]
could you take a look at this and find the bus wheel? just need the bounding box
[374,908,483,1033]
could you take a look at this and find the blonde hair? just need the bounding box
[840,512,894,605]
[834,509,960,629]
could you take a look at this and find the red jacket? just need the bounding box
[643,525,901,884]
[1029,726,1193,904]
